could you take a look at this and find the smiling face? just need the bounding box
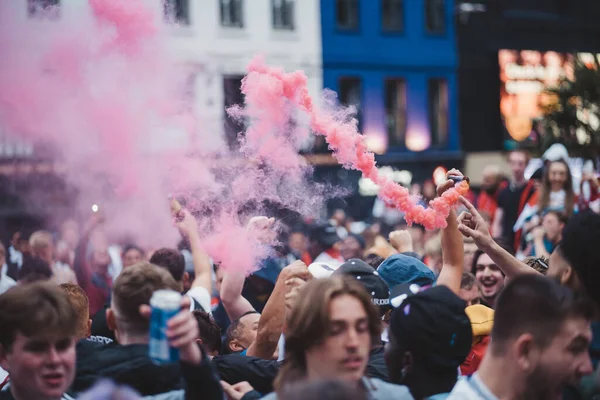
[474,254,505,307]
[548,162,569,192]
[524,317,593,400]
[304,294,371,383]
[0,333,76,400]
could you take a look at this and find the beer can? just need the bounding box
[149,290,182,364]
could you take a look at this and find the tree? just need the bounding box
[541,55,600,159]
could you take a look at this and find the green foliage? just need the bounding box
[541,56,600,158]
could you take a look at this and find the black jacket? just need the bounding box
[213,354,281,394]
[73,339,222,399]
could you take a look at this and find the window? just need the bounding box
[385,79,407,147]
[382,0,403,32]
[425,0,446,34]
[220,0,243,28]
[336,0,359,31]
[28,0,59,18]
[272,0,294,30]
[428,79,449,146]
[339,77,362,130]
[223,75,245,149]
[164,0,190,25]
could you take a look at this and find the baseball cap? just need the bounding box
[389,283,423,308]
[334,259,390,315]
[308,262,339,279]
[389,285,472,369]
[377,253,435,288]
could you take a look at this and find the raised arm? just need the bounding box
[74,215,102,290]
[176,210,212,294]
[220,269,256,322]
[436,171,465,294]
[491,208,504,238]
[221,216,277,321]
[457,196,537,279]
[246,261,310,360]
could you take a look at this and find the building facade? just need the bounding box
[0,0,323,235]
[320,0,460,178]
[318,0,460,217]
[165,0,323,149]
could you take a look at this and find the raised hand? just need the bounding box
[221,381,255,400]
[389,230,413,253]
[175,209,199,238]
[457,196,493,250]
[139,296,201,365]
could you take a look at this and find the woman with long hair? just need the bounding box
[537,159,576,216]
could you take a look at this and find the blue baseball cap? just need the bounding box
[377,253,435,288]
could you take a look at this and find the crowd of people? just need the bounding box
[0,147,600,400]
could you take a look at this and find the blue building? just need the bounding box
[320,0,461,182]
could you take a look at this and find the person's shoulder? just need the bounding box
[367,378,413,399]
[260,392,277,400]
[185,287,211,313]
[446,377,482,399]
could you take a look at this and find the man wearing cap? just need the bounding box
[385,285,472,400]
[333,259,392,381]
[309,224,344,268]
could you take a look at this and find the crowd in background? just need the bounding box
[1,145,600,400]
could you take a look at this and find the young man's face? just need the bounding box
[542,214,564,243]
[340,237,363,261]
[524,317,593,399]
[122,248,143,268]
[508,152,527,181]
[0,333,75,400]
[459,284,480,307]
[474,254,505,305]
[305,294,371,383]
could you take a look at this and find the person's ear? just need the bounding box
[560,265,573,286]
[87,318,92,338]
[515,333,537,372]
[229,340,244,353]
[0,343,9,372]
[183,272,189,287]
[106,308,117,332]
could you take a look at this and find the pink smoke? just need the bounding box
[0,1,339,276]
[242,56,469,230]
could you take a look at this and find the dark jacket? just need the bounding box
[73,339,222,399]
[213,354,281,394]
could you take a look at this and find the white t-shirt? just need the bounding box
[447,373,498,400]
[0,264,16,295]
[186,286,212,314]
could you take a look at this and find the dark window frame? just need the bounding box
[428,78,449,147]
[28,0,60,18]
[338,77,363,132]
[336,0,360,32]
[220,0,244,28]
[424,0,446,35]
[164,0,191,25]
[381,0,404,33]
[384,78,407,148]
[272,0,295,30]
